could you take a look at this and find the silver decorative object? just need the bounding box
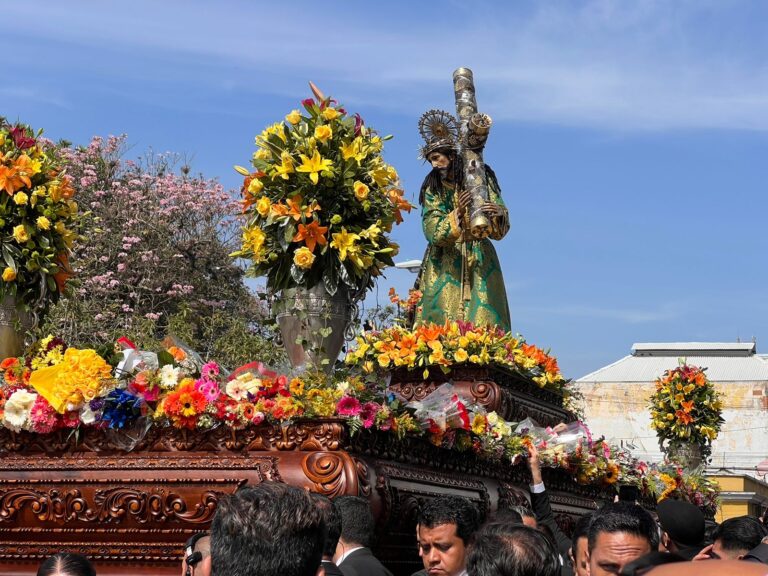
[273,284,356,373]
[0,296,34,360]
[453,67,494,239]
[665,441,703,470]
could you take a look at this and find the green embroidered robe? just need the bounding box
[413,176,511,332]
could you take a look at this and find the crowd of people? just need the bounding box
[33,451,768,576]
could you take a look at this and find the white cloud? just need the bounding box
[4,0,768,130]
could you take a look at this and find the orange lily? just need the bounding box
[0,165,23,195]
[285,195,320,221]
[292,220,328,253]
[681,400,695,413]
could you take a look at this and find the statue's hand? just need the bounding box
[481,201,504,219]
[457,189,473,219]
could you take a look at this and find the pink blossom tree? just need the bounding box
[42,135,283,368]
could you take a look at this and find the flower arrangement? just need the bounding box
[230,95,413,298]
[646,464,720,516]
[345,320,567,393]
[649,363,724,461]
[0,119,79,313]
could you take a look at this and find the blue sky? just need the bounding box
[3,1,768,379]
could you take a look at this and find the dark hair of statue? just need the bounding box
[417,495,482,545]
[335,495,376,549]
[418,150,500,206]
[210,482,326,576]
[467,526,559,576]
[37,552,96,576]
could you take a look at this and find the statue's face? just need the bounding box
[428,151,451,179]
[428,151,451,170]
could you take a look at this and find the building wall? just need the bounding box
[578,380,768,478]
[710,475,768,522]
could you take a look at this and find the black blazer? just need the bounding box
[322,560,345,576]
[338,547,393,576]
[530,488,574,576]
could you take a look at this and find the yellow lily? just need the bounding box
[330,228,360,261]
[296,149,333,185]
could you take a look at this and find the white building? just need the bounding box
[576,342,768,478]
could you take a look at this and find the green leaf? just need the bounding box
[157,350,175,367]
[318,327,333,338]
[1,245,16,272]
[323,266,338,296]
[290,263,305,284]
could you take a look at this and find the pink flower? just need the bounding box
[252,411,265,425]
[61,410,81,429]
[360,402,380,429]
[196,379,221,402]
[29,396,59,434]
[201,362,220,379]
[336,396,362,417]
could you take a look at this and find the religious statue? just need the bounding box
[412,68,511,331]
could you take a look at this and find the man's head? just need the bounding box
[334,495,375,550]
[310,493,343,561]
[182,533,211,576]
[467,526,559,576]
[570,514,592,576]
[587,502,658,576]
[417,496,481,576]
[656,499,705,554]
[210,482,326,576]
[711,515,768,560]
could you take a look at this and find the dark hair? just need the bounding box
[571,514,592,552]
[310,493,343,558]
[335,495,376,548]
[210,482,326,576]
[417,496,481,545]
[712,515,768,555]
[468,526,559,576]
[588,503,659,553]
[487,508,524,527]
[618,551,685,576]
[418,153,501,206]
[37,552,96,576]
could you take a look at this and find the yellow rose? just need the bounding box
[314,125,332,143]
[36,216,51,230]
[285,110,302,125]
[353,180,369,201]
[255,196,271,217]
[293,246,315,269]
[248,178,264,194]
[13,192,28,206]
[322,108,341,121]
[12,225,29,243]
[2,267,16,282]
[454,348,468,363]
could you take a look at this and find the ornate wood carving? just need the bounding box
[0,366,605,575]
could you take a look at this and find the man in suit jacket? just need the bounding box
[333,496,393,576]
[417,495,481,576]
[527,444,574,576]
[311,493,345,576]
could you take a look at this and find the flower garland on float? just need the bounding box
[0,333,719,513]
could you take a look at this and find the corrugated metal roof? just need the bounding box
[632,342,756,355]
[577,348,768,383]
